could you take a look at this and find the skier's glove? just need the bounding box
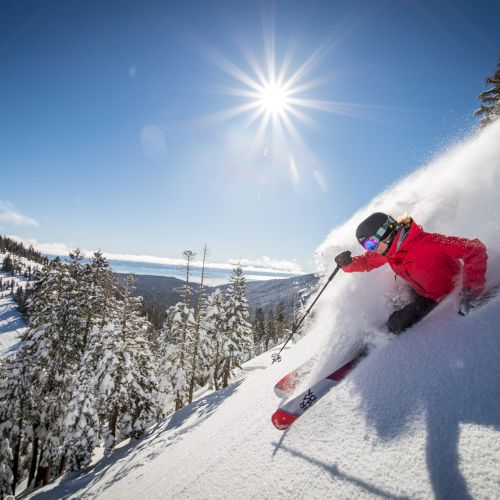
[458,287,476,316]
[335,251,352,268]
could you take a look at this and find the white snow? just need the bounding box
[23,120,500,499]
[0,267,28,358]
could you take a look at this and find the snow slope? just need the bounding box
[0,268,28,358]
[28,121,500,499]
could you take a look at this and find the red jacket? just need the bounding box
[343,221,487,301]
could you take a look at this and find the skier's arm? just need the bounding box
[430,234,488,295]
[342,252,386,273]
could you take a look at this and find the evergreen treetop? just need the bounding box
[475,57,500,127]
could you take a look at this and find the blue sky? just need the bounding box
[0,0,499,273]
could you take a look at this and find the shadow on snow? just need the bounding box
[26,380,243,499]
[350,297,500,500]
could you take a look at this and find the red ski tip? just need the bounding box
[272,409,298,430]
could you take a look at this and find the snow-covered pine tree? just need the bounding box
[82,251,118,336]
[2,257,87,487]
[158,250,198,411]
[95,275,159,450]
[29,259,86,480]
[203,289,228,390]
[187,245,211,404]
[0,345,33,496]
[157,305,176,414]
[475,57,500,127]
[63,252,119,470]
[158,302,196,411]
[222,265,253,387]
[0,437,14,498]
[63,346,101,471]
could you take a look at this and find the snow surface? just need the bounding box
[27,121,500,499]
[0,268,28,358]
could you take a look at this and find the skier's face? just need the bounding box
[374,241,389,255]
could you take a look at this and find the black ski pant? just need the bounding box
[387,293,438,335]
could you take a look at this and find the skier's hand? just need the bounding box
[335,251,352,268]
[458,287,476,316]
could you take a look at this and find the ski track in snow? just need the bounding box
[26,121,500,499]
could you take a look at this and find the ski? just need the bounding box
[274,357,316,398]
[274,344,365,399]
[271,351,366,430]
[272,284,500,430]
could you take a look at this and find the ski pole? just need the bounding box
[271,264,341,363]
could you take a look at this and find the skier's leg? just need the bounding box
[387,294,438,334]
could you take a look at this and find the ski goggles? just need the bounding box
[359,216,398,252]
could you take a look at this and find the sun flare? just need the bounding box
[258,82,289,116]
[197,25,377,186]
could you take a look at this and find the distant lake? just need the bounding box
[48,255,301,287]
[109,260,301,286]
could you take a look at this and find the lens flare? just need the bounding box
[194,21,389,189]
[259,82,289,116]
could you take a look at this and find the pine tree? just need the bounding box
[0,346,33,495]
[63,347,100,471]
[187,245,210,403]
[95,275,160,450]
[252,307,266,356]
[1,254,14,275]
[265,309,276,351]
[475,57,500,127]
[80,251,117,344]
[157,306,176,414]
[159,302,196,411]
[158,250,198,411]
[0,437,14,497]
[203,289,228,390]
[275,302,287,344]
[30,260,85,479]
[222,265,253,387]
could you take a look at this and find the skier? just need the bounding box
[334,212,488,334]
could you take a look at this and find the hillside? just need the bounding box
[121,272,318,325]
[26,289,500,499]
[25,112,500,498]
[0,249,38,358]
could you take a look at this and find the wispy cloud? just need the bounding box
[0,201,39,227]
[9,236,304,275]
[140,125,166,156]
[8,235,72,255]
[228,256,303,274]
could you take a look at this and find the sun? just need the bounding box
[198,36,337,157]
[197,26,375,182]
[258,81,290,116]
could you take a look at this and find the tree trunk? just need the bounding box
[34,447,45,487]
[213,347,220,391]
[11,435,21,494]
[42,459,51,485]
[222,357,230,388]
[108,405,118,447]
[58,454,68,475]
[28,433,39,487]
[187,335,199,404]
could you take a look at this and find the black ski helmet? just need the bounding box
[356,212,396,243]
